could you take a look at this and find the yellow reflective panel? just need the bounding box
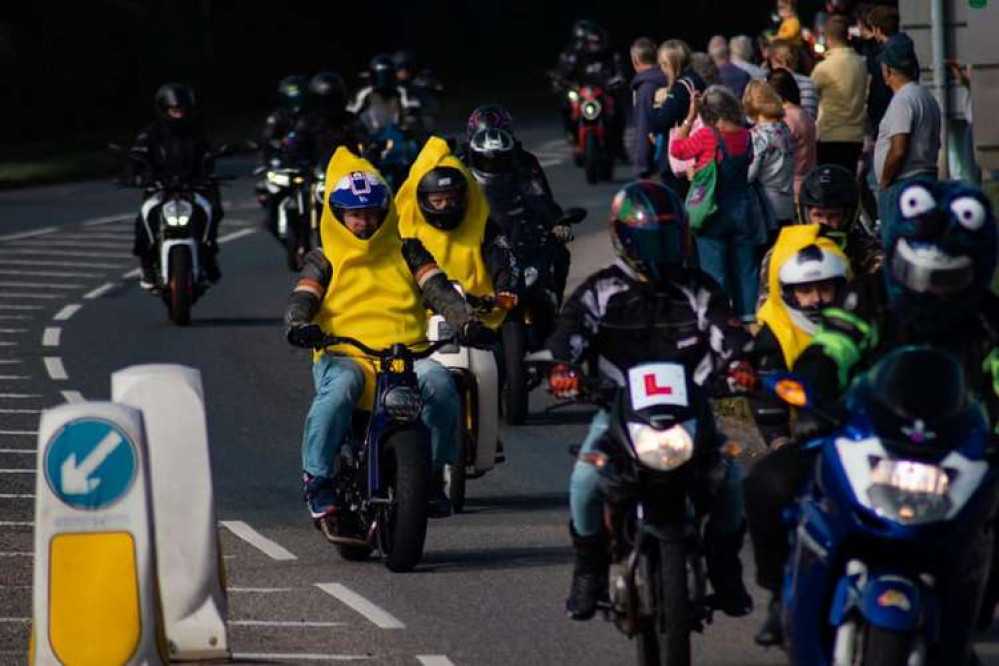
[49,532,140,665]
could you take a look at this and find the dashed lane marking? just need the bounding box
[83,282,116,299]
[53,304,82,321]
[0,494,33,499]
[0,269,104,279]
[60,390,84,403]
[11,240,132,251]
[43,357,68,381]
[0,376,30,381]
[0,227,58,242]
[0,248,129,259]
[121,268,141,279]
[0,258,129,269]
[0,617,30,622]
[220,520,297,561]
[0,394,41,398]
[0,305,44,311]
[0,282,87,290]
[42,327,61,347]
[417,657,458,666]
[0,431,37,436]
[218,228,258,244]
[82,214,130,227]
[0,409,42,414]
[229,620,349,628]
[0,470,35,475]
[0,553,31,557]
[0,293,64,299]
[0,449,34,454]
[0,521,34,526]
[231,654,370,662]
[228,587,293,593]
[316,583,405,630]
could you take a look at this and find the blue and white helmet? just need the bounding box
[329,170,390,226]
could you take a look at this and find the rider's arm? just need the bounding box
[401,239,474,332]
[698,273,753,366]
[794,308,879,401]
[544,271,607,364]
[482,220,519,294]
[259,111,285,162]
[126,125,155,179]
[284,249,332,333]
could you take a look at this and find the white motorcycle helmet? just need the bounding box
[778,244,850,334]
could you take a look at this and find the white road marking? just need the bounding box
[12,240,130,251]
[0,409,41,414]
[315,583,405,629]
[0,521,33,526]
[219,520,297,561]
[56,232,134,240]
[83,282,116,299]
[417,657,458,666]
[0,342,18,347]
[0,449,34,454]
[538,159,565,168]
[0,316,31,321]
[0,282,86,290]
[227,587,293,593]
[121,268,142,279]
[53,304,82,321]
[82,214,130,227]
[0,617,30,622]
[0,248,128,259]
[0,394,41,398]
[0,494,33,499]
[0,329,28,334]
[42,327,61,347]
[0,293,64,299]
[0,431,37,435]
[61,390,84,403]
[0,227,58,242]
[218,228,258,244]
[0,376,30,380]
[229,620,348,627]
[0,470,35,474]
[0,359,24,364]
[231,654,369,662]
[0,553,31,557]
[1,258,127,269]
[44,357,68,381]
[0,269,103,279]
[0,304,43,310]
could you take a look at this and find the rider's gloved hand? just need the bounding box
[548,363,580,399]
[725,360,757,394]
[287,323,324,349]
[496,291,519,310]
[552,224,574,243]
[460,319,497,349]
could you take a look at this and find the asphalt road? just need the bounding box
[2,119,999,666]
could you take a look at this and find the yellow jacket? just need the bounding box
[757,224,851,368]
[314,147,428,407]
[396,137,506,329]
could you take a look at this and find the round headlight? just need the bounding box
[267,170,291,187]
[628,422,694,471]
[581,100,602,121]
[163,199,193,227]
[383,386,423,422]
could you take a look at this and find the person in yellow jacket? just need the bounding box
[396,136,518,330]
[283,147,496,524]
[751,224,851,447]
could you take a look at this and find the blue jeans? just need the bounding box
[695,208,759,322]
[301,355,459,478]
[569,410,745,538]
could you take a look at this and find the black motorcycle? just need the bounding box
[312,334,458,572]
[256,131,315,270]
[500,207,586,424]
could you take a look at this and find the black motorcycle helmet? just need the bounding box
[278,75,309,114]
[582,22,609,57]
[468,128,516,176]
[417,166,469,231]
[154,83,196,124]
[609,181,692,285]
[572,19,597,49]
[797,164,860,240]
[466,104,515,142]
[309,71,348,113]
[393,49,417,80]
[369,54,397,93]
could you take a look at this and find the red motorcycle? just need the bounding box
[567,83,616,185]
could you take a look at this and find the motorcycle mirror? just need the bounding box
[244,139,260,152]
[252,165,267,176]
[560,207,588,225]
[216,143,236,157]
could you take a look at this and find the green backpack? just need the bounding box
[684,127,726,232]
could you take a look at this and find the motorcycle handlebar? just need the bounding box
[315,335,458,360]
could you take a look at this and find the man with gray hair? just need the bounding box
[729,35,766,80]
[708,35,751,100]
[630,37,669,176]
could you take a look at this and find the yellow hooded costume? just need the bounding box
[314,147,428,407]
[757,224,851,369]
[396,137,506,329]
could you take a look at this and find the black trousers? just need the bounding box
[816,141,863,174]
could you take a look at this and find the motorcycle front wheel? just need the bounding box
[501,319,528,425]
[167,246,193,326]
[444,422,468,514]
[378,428,431,572]
[584,132,600,185]
[860,625,915,666]
[637,539,690,666]
[285,212,304,271]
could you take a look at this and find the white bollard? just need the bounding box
[32,402,166,666]
[111,364,229,661]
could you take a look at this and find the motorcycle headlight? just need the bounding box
[581,99,602,121]
[867,458,953,524]
[383,386,422,423]
[524,266,539,287]
[627,421,694,472]
[567,89,580,103]
[267,171,291,187]
[163,199,193,227]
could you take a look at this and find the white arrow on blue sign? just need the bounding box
[44,419,138,510]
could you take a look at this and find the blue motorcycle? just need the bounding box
[314,334,454,572]
[766,346,998,665]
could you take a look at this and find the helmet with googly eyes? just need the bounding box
[885,179,997,320]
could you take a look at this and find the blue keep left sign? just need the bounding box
[44,419,138,511]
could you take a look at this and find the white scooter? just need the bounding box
[427,290,504,513]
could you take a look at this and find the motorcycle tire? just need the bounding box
[444,424,468,514]
[584,133,600,185]
[167,246,193,327]
[337,543,373,562]
[654,539,691,666]
[502,319,529,425]
[285,213,303,272]
[600,153,615,182]
[860,625,914,666]
[378,429,431,573]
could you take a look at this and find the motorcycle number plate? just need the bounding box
[628,363,688,410]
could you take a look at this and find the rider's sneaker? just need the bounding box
[754,595,784,647]
[303,473,338,521]
[428,470,452,519]
[565,524,609,621]
[139,258,156,291]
